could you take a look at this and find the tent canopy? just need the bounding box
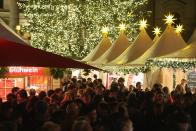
[0,39,99,70]
[159,41,196,59]
[92,31,130,65]
[0,19,27,44]
[82,36,112,62]
[188,28,196,43]
[109,29,153,65]
[128,26,187,65]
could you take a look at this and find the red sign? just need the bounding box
[7,67,44,76]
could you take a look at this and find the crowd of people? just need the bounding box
[0,76,195,131]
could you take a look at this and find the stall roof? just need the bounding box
[91,32,130,65]
[109,29,153,65]
[82,36,112,62]
[0,39,99,70]
[0,19,27,44]
[128,26,187,65]
[188,28,196,43]
[159,41,196,59]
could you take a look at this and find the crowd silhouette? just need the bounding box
[0,76,195,131]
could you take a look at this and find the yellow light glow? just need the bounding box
[127,11,133,17]
[139,19,148,30]
[175,24,184,34]
[163,13,176,25]
[16,25,21,31]
[119,23,126,31]
[102,26,109,35]
[152,27,161,36]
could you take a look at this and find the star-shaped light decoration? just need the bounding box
[119,23,126,31]
[163,13,176,26]
[102,26,109,36]
[153,27,161,36]
[139,19,148,30]
[175,24,184,34]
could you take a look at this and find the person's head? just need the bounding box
[136,82,142,90]
[17,89,28,103]
[29,88,36,97]
[129,85,135,92]
[93,74,97,79]
[118,77,125,86]
[39,91,47,100]
[41,121,61,131]
[6,93,17,104]
[72,117,93,131]
[66,102,79,117]
[12,87,20,95]
[163,86,169,95]
[181,79,187,85]
[119,117,133,131]
[154,91,165,104]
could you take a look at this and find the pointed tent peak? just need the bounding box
[0,18,27,44]
[153,35,160,42]
[136,28,152,41]
[151,25,187,56]
[82,36,112,62]
[109,28,153,65]
[188,28,196,43]
[92,31,130,65]
[127,24,187,66]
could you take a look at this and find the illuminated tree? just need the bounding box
[19,0,150,59]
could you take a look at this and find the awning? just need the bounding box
[0,39,99,70]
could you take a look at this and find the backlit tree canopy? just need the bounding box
[19,0,150,59]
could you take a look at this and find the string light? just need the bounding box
[18,0,149,59]
[16,25,21,32]
[163,13,176,26]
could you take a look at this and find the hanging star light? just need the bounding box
[175,24,184,34]
[119,23,126,31]
[152,27,161,36]
[163,13,176,25]
[139,19,148,30]
[102,26,109,36]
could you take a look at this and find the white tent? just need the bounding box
[82,35,112,62]
[108,29,153,65]
[128,26,187,90]
[159,41,196,59]
[128,26,187,66]
[188,28,196,43]
[91,31,130,65]
[0,19,27,44]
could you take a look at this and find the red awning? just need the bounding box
[0,38,99,70]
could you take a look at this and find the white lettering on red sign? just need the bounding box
[9,67,39,73]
